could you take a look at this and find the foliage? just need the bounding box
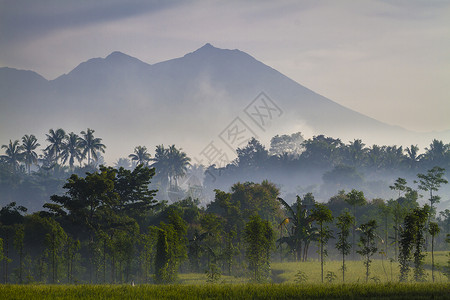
[244,215,274,282]
[294,270,308,283]
[357,220,378,283]
[205,263,221,283]
[311,202,333,283]
[325,271,337,283]
[277,195,316,262]
[335,209,354,282]
[398,205,430,282]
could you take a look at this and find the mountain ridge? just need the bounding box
[1,44,447,162]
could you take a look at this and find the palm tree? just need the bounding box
[114,157,131,169]
[21,134,40,174]
[129,146,151,167]
[423,139,449,167]
[405,145,420,169]
[1,140,24,171]
[79,128,106,165]
[167,145,191,188]
[151,145,170,191]
[45,128,66,164]
[61,132,82,171]
[346,139,367,166]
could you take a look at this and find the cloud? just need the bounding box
[0,0,178,42]
[0,0,449,132]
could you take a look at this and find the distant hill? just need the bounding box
[0,43,447,162]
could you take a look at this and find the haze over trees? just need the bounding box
[0,128,449,284]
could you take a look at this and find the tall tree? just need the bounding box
[45,128,66,165]
[311,203,333,283]
[61,132,83,170]
[151,145,170,191]
[167,145,191,188]
[422,139,449,167]
[428,222,440,283]
[417,166,448,224]
[335,210,354,282]
[357,220,378,283]
[21,134,40,174]
[244,215,274,282]
[405,145,420,169]
[345,189,366,258]
[129,146,151,167]
[1,140,23,172]
[389,178,408,199]
[0,202,27,283]
[398,205,430,282]
[277,196,316,262]
[79,128,106,165]
[237,138,269,169]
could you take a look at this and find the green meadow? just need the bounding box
[0,282,448,300]
[1,254,448,299]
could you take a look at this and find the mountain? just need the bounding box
[0,44,446,162]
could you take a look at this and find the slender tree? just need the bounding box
[357,220,378,283]
[45,128,66,164]
[167,145,191,188]
[398,205,430,282]
[129,146,151,167]
[417,166,448,226]
[311,203,333,283]
[79,128,106,165]
[335,210,354,282]
[21,134,40,174]
[428,222,440,283]
[345,189,366,258]
[61,132,82,171]
[1,140,24,172]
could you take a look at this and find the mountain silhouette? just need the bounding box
[0,44,446,162]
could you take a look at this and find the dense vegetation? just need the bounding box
[0,128,449,287]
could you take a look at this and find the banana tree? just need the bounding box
[277,195,318,261]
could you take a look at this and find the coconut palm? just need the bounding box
[114,157,131,170]
[167,145,191,188]
[405,145,420,170]
[61,132,82,171]
[21,134,40,174]
[129,146,151,166]
[151,145,170,188]
[79,128,106,165]
[45,128,66,164]
[423,139,449,167]
[1,139,24,171]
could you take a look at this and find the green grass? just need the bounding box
[0,283,449,299]
[271,253,449,284]
[0,255,448,299]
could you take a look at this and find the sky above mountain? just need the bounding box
[1,0,449,133]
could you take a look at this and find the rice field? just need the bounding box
[0,283,448,300]
[0,253,448,299]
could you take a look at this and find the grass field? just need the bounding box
[0,253,448,299]
[0,283,449,299]
[270,251,449,284]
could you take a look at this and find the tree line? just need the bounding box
[0,164,449,284]
[1,129,450,283]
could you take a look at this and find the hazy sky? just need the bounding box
[1,0,449,133]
